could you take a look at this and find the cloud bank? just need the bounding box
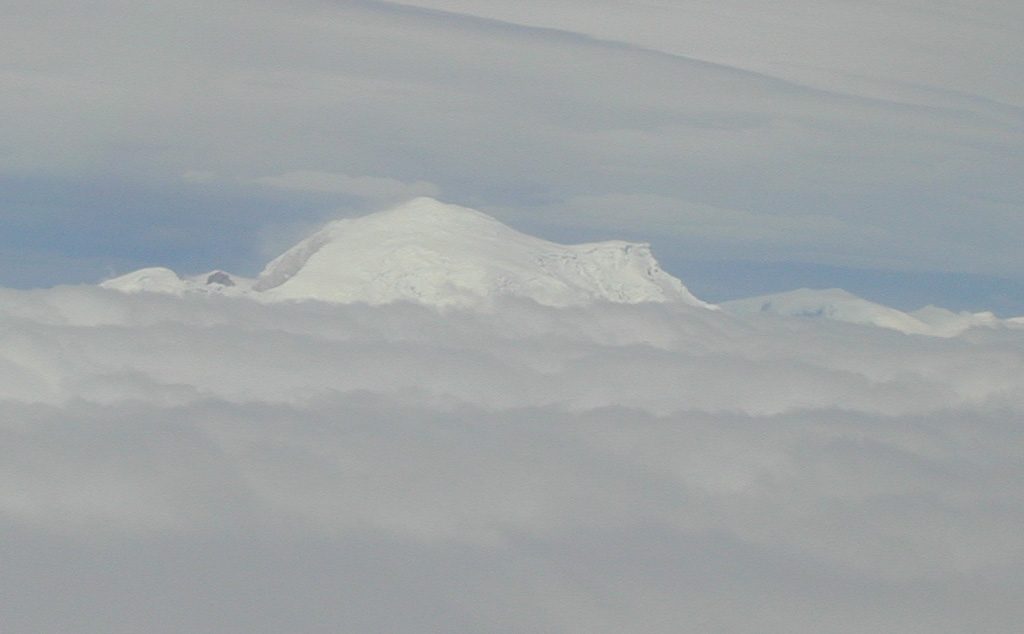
[2,283,1023,632]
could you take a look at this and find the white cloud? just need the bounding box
[518,192,879,256]
[253,170,441,202]
[6,286,1023,414]
[393,0,1024,107]
[1,285,1024,631]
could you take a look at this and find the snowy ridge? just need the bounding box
[102,197,711,309]
[98,198,1022,335]
[100,268,254,296]
[722,288,1009,337]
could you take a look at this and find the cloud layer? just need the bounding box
[2,285,1023,631]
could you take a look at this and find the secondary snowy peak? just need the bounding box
[721,288,1002,337]
[100,268,253,296]
[254,197,712,308]
[100,267,190,294]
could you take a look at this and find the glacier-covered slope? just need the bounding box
[253,197,711,308]
[99,198,1021,336]
[103,197,710,309]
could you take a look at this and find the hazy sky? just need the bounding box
[2,0,1023,311]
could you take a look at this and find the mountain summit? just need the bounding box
[254,197,710,308]
[103,197,712,309]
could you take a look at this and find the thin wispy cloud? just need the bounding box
[1,0,1021,300]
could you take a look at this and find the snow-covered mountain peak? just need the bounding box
[100,268,254,296]
[99,267,189,294]
[722,287,940,335]
[721,287,1005,337]
[98,198,711,309]
[253,197,713,308]
[371,195,508,228]
[93,198,1024,334]
[252,197,521,294]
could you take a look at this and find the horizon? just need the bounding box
[10,192,1024,317]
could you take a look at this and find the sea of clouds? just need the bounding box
[2,285,1023,632]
